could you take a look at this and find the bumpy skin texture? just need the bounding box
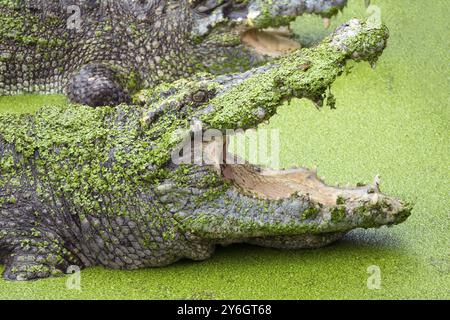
[0,0,348,106]
[0,19,412,281]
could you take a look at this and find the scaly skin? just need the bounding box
[0,0,347,106]
[0,20,411,281]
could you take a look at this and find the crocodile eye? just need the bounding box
[191,89,209,103]
[191,86,217,104]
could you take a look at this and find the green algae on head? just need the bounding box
[195,19,389,130]
[0,94,68,114]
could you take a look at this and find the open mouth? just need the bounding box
[202,138,382,207]
[192,0,341,58]
[237,16,333,57]
[240,27,301,57]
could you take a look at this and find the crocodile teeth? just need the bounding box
[371,193,380,205]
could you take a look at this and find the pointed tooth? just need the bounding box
[365,174,382,194]
[323,18,331,29]
[374,175,381,188]
[371,193,380,205]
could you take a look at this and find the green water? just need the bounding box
[0,94,68,114]
[0,0,448,299]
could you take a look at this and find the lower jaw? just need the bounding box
[218,232,346,249]
[181,140,410,245]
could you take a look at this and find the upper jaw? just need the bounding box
[191,0,349,59]
[191,0,348,37]
[241,0,348,28]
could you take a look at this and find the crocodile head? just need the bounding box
[189,0,348,65]
[135,19,411,248]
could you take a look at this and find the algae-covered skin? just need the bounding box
[0,20,411,281]
[0,0,347,106]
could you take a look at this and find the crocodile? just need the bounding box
[0,18,412,281]
[0,0,348,107]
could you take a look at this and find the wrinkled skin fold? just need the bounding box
[0,19,411,281]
